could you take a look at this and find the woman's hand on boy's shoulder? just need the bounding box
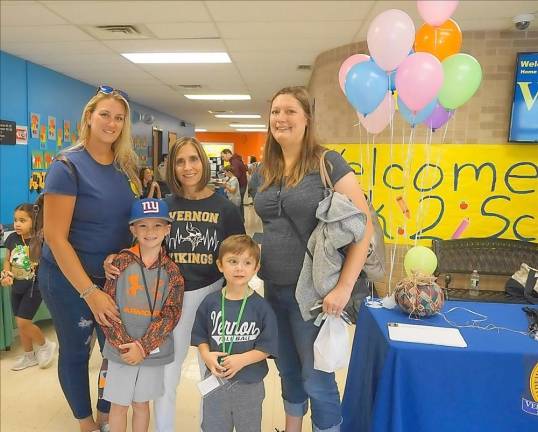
[103,253,120,280]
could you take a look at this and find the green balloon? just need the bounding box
[404,246,438,276]
[438,53,482,110]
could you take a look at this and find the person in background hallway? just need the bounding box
[139,167,162,199]
[1,203,56,372]
[250,86,373,432]
[105,137,244,432]
[39,86,140,432]
[222,165,242,209]
[155,154,170,196]
[220,148,247,219]
[247,155,260,176]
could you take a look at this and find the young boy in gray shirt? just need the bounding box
[191,234,278,432]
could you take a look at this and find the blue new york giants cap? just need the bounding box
[129,198,173,224]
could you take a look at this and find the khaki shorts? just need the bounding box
[103,360,164,406]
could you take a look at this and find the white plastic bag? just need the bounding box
[313,315,350,373]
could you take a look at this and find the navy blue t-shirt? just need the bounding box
[191,290,278,383]
[41,148,136,277]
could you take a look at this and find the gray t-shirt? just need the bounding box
[252,150,353,286]
[191,290,278,383]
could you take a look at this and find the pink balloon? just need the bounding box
[395,52,444,112]
[417,1,459,26]
[338,54,370,93]
[367,9,415,72]
[357,92,395,134]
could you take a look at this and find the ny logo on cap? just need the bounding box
[141,200,160,214]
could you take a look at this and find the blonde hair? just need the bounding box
[218,234,260,265]
[67,92,140,193]
[167,137,211,196]
[260,86,324,191]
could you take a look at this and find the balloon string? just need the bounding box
[441,109,453,144]
[388,99,397,294]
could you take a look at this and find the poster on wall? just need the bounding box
[509,52,538,142]
[48,116,56,140]
[201,142,234,157]
[64,120,71,143]
[31,150,44,169]
[16,125,28,145]
[57,128,63,148]
[39,124,47,149]
[30,113,40,139]
[44,151,54,169]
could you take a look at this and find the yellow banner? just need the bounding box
[327,144,538,245]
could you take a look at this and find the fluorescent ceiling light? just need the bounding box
[236,129,267,132]
[215,114,261,119]
[194,128,207,132]
[185,94,251,101]
[122,52,231,64]
[230,123,266,128]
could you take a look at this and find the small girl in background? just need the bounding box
[222,165,242,208]
[139,167,162,199]
[0,203,56,371]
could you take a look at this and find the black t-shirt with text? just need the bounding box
[191,290,278,383]
[165,193,244,291]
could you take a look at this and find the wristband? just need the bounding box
[80,283,99,299]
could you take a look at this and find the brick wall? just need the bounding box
[307,30,538,295]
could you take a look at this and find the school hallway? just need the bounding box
[0,204,352,432]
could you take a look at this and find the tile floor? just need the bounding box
[0,204,353,431]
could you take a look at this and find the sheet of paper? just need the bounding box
[388,322,467,348]
[197,375,220,396]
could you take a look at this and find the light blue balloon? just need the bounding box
[398,97,437,127]
[345,60,388,115]
[388,70,397,92]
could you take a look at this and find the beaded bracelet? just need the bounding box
[80,283,99,299]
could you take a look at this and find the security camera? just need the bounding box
[513,13,535,31]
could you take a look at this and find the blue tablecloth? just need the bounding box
[342,301,538,432]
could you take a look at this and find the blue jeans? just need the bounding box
[39,258,110,419]
[265,282,342,432]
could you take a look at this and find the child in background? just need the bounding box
[222,165,242,208]
[101,198,184,432]
[0,203,56,371]
[191,234,278,432]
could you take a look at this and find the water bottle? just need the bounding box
[469,270,480,296]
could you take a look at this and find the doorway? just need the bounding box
[152,128,163,172]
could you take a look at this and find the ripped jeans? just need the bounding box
[38,257,110,419]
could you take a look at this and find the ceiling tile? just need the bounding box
[207,1,374,22]
[1,25,94,43]
[1,1,67,26]
[216,20,360,40]
[42,1,212,24]
[145,22,220,39]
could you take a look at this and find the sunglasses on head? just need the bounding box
[97,85,129,102]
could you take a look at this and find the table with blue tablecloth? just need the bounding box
[342,300,538,432]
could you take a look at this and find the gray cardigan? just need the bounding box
[295,189,367,321]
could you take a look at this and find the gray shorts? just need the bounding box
[103,360,165,406]
[202,380,265,432]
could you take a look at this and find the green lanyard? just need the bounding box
[220,288,249,355]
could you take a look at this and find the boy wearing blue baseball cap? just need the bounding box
[100,198,184,432]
